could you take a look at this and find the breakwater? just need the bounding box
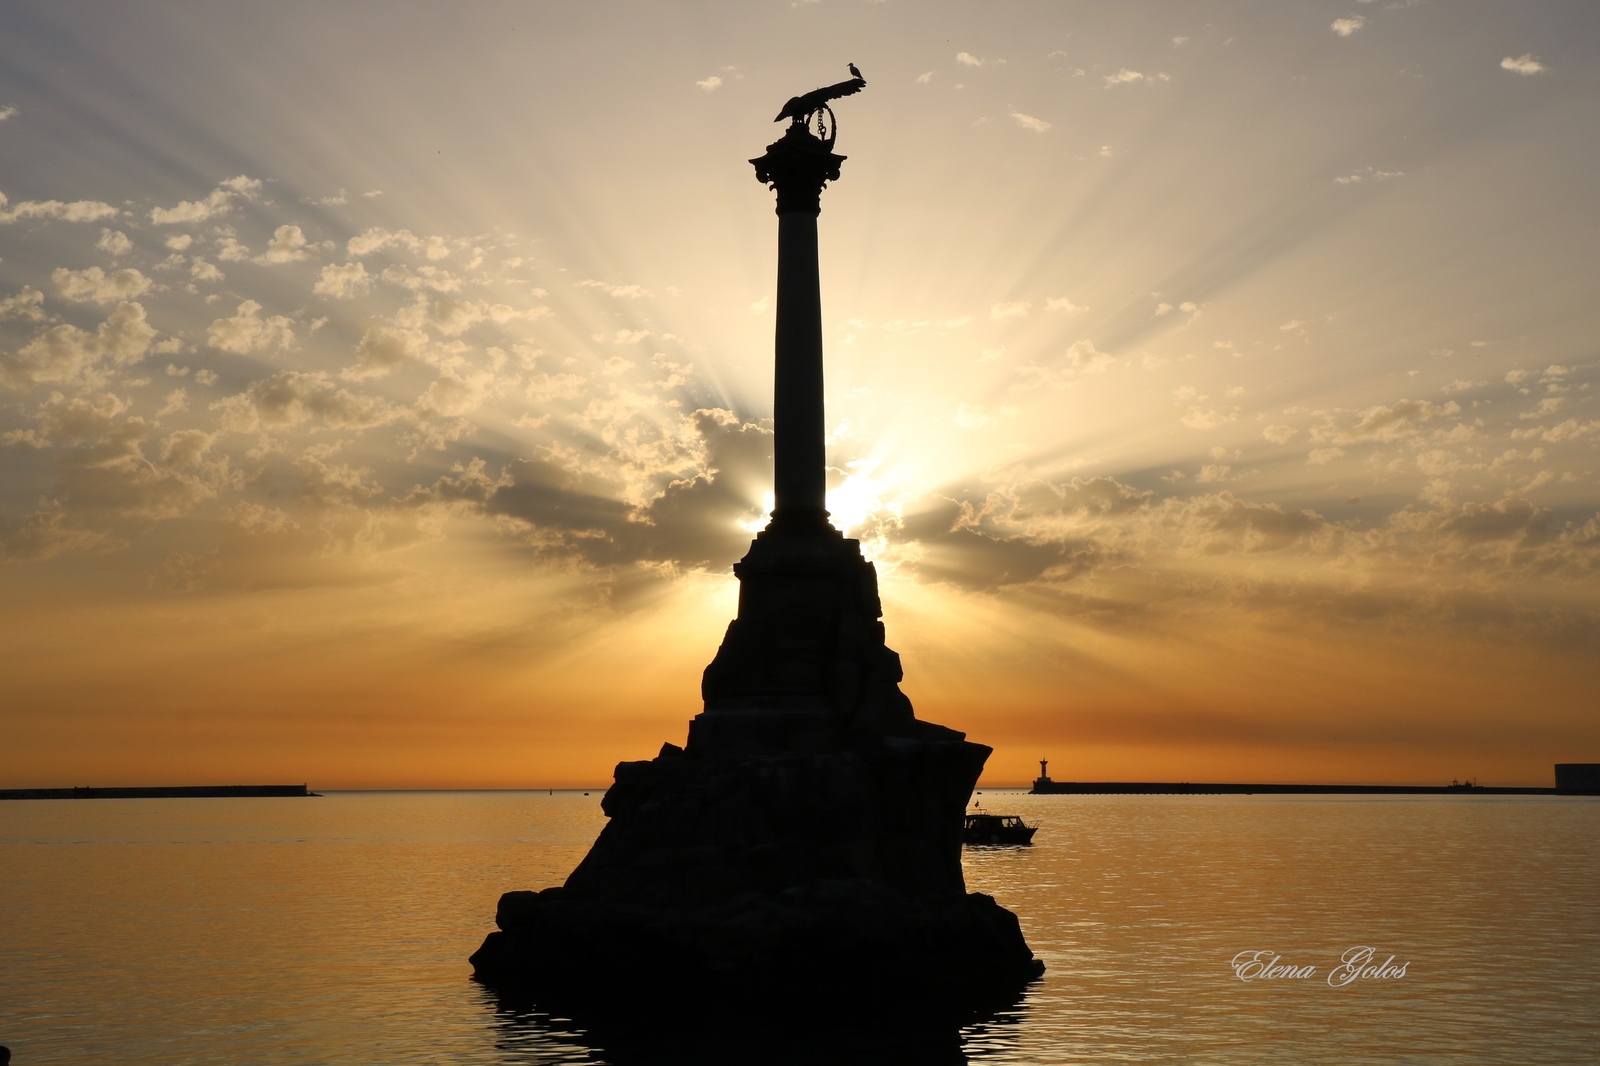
[1028,781,1597,796]
[0,785,317,800]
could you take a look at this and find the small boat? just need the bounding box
[963,811,1037,846]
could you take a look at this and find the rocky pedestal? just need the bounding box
[469,526,1044,1021]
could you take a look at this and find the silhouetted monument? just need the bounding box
[470,68,1043,1023]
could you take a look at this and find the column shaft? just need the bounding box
[772,211,828,525]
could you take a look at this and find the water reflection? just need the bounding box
[478,980,1034,1065]
[6,792,1596,1064]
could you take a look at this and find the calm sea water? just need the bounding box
[2,790,1596,1065]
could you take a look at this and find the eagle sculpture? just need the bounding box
[775,67,867,125]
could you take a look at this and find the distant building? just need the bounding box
[1033,759,1053,790]
[1555,764,1600,792]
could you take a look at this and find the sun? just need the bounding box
[826,464,899,540]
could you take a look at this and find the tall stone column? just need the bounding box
[753,124,843,531]
[687,122,922,756]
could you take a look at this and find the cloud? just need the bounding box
[96,229,132,257]
[155,496,433,593]
[579,278,650,299]
[876,475,1156,592]
[896,509,1096,590]
[0,105,16,122]
[148,175,261,224]
[2,302,155,388]
[1394,497,1553,549]
[0,190,118,225]
[214,370,403,432]
[216,236,251,261]
[621,410,774,570]
[190,259,224,283]
[1015,341,1113,388]
[696,75,723,91]
[1313,398,1460,444]
[0,286,47,322]
[344,325,427,379]
[990,301,1030,320]
[1331,17,1365,37]
[35,391,130,440]
[1104,69,1145,86]
[292,453,386,506]
[0,502,105,562]
[52,266,152,304]
[347,227,450,259]
[417,369,491,417]
[1,428,48,452]
[125,433,227,510]
[1514,419,1600,444]
[156,388,189,419]
[916,72,934,84]
[1262,424,1296,445]
[1012,476,1153,521]
[955,52,984,67]
[1334,168,1404,185]
[207,300,295,354]
[406,408,771,574]
[313,261,373,299]
[48,420,223,525]
[474,450,636,544]
[1172,492,1330,554]
[431,298,489,336]
[1061,339,1112,373]
[1010,111,1051,133]
[1181,407,1237,430]
[380,263,461,292]
[255,224,311,264]
[1500,54,1546,76]
[1045,297,1086,315]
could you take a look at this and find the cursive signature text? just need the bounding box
[1231,946,1409,985]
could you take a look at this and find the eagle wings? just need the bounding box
[775,73,866,125]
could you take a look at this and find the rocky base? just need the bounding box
[562,738,987,904]
[470,516,1045,1023]
[470,736,1044,1023]
[470,880,1043,1023]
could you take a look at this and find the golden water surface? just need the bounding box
[2,791,1595,1064]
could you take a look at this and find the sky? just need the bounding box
[2,1,1597,788]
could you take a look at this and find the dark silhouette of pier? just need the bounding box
[1028,781,1597,796]
[1029,763,1600,796]
[0,784,317,800]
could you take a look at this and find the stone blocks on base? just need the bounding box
[470,738,1042,1021]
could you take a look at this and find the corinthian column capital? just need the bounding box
[751,124,847,216]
